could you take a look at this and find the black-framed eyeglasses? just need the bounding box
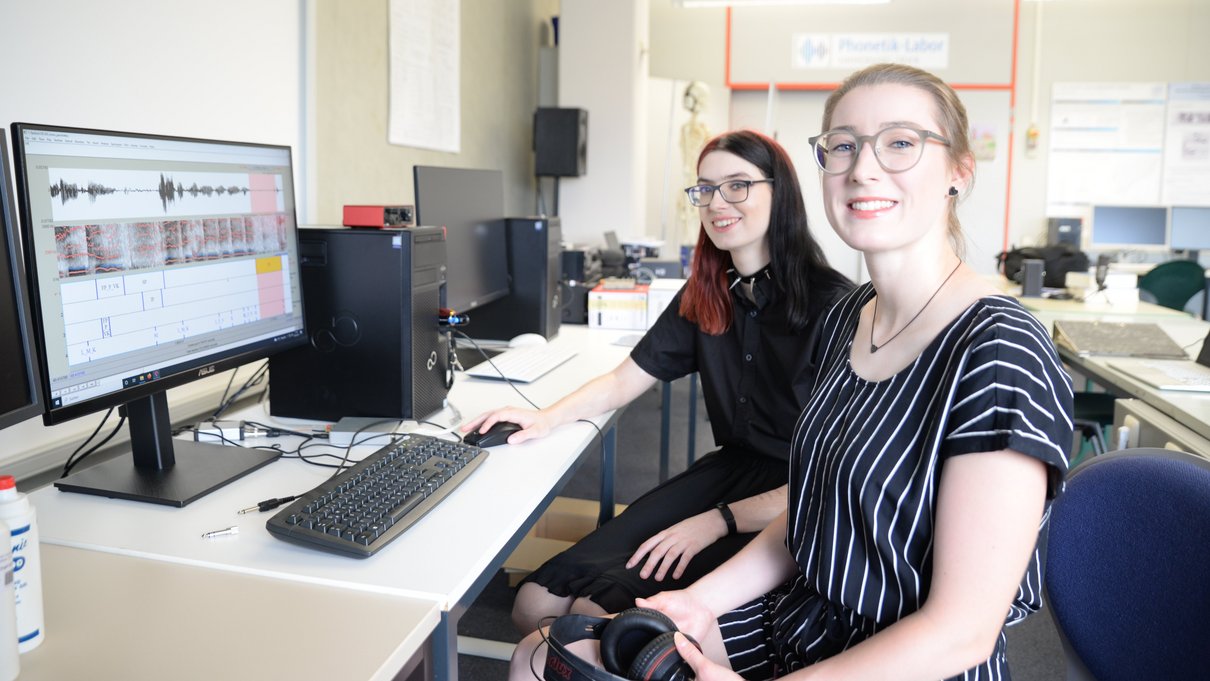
[808,126,951,175]
[684,178,774,207]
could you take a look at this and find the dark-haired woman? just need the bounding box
[464,129,852,635]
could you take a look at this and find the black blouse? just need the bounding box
[630,268,852,462]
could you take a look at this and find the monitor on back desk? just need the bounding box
[10,123,307,506]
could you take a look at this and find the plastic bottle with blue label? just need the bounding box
[0,475,43,653]
[0,517,19,681]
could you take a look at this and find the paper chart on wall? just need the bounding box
[388,0,460,153]
[1162,82,1210,206]
[1046,82,1166,211]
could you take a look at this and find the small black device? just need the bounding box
[465,216,563,341]
[1095,254,1113,290]
[463,420,523,447]
[269,226,449,422]
[534,107,588,177]
[1022,258,1045,297]
[542,608,697,681]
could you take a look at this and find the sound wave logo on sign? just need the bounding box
[792,33,949,70]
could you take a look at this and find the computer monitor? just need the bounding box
[0,130,44,431]
[413,166,508,313]
[1089,205,1168,251]
[10,123,307,506]
[1170,206,1210,251]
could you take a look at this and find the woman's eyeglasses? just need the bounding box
[808,126,951,175]
[684,178,774,207]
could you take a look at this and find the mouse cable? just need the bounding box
[450,329,542,410]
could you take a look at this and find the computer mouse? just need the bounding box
[508,333,547,348]
[464,421,524,447]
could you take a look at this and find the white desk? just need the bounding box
[20,544,441,681]
[26,325,635,680]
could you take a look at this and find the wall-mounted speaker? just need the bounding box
[535,108,587,177]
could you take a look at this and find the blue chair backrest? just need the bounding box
[1045,448,1210,681]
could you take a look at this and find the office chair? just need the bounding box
[1137,259,1206,313]
[1045,448,1210,681]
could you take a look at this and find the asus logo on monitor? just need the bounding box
[198,365,217,377]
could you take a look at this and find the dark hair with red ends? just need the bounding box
[680,226,732,335]
[679,129,833,335]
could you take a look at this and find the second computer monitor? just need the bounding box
[1089,205,1168,250]
[1170,206,1210,251]
[413,166,509,313]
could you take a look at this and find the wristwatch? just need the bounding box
[715,502,737,535]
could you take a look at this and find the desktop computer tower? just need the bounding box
[269,226,449,422]
[466,217,563,341]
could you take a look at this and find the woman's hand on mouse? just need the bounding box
[461,408,552,444]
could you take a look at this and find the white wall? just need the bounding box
[557,0,651,245]
[644,0,1210,282]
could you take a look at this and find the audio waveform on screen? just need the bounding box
[50,174,282,212]
[53,214,291,278]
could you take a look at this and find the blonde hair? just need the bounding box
[822,63,974,256]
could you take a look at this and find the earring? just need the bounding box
[947,186,959,197]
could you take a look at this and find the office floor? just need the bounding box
[455,376,1065,680]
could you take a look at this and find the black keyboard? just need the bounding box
[266,433,488,558]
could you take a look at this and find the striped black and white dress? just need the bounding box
[721,284,1074,680]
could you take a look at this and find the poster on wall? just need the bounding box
[1162,82,1210,206]
[388,0,460,153]
[1046,82,1166,212]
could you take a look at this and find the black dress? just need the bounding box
[521,266,853,613]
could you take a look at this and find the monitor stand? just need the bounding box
[54,392,279,507]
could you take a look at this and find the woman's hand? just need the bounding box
[459,407,553,445]
[626,510,728,581]
[637,591,716,645]
[673,632,741,680]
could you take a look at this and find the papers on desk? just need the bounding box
[1052,320,1188,359]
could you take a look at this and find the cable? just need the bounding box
[531,616,560,681]
[210,361,270,421]
[451,329,542,410]
[60,407,115,478]
[61,414,127,477]
[239,495,300,514]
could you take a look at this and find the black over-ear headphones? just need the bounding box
[540,608,698,681]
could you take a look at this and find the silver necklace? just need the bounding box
[869,260,962,354]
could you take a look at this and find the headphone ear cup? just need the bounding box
[628,630,697,681]
[599,608,677,676]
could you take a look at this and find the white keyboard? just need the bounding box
[463,345,577,383]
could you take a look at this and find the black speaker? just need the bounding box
[543,608,697,681]
[535,108,588,177]
[466,216,563,341]
[269,227,449,422]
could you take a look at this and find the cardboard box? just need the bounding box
[589,283,649,330]
[503,496,628,585]
[646,278,686,329]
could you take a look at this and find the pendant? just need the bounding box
[870,343,879,354]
